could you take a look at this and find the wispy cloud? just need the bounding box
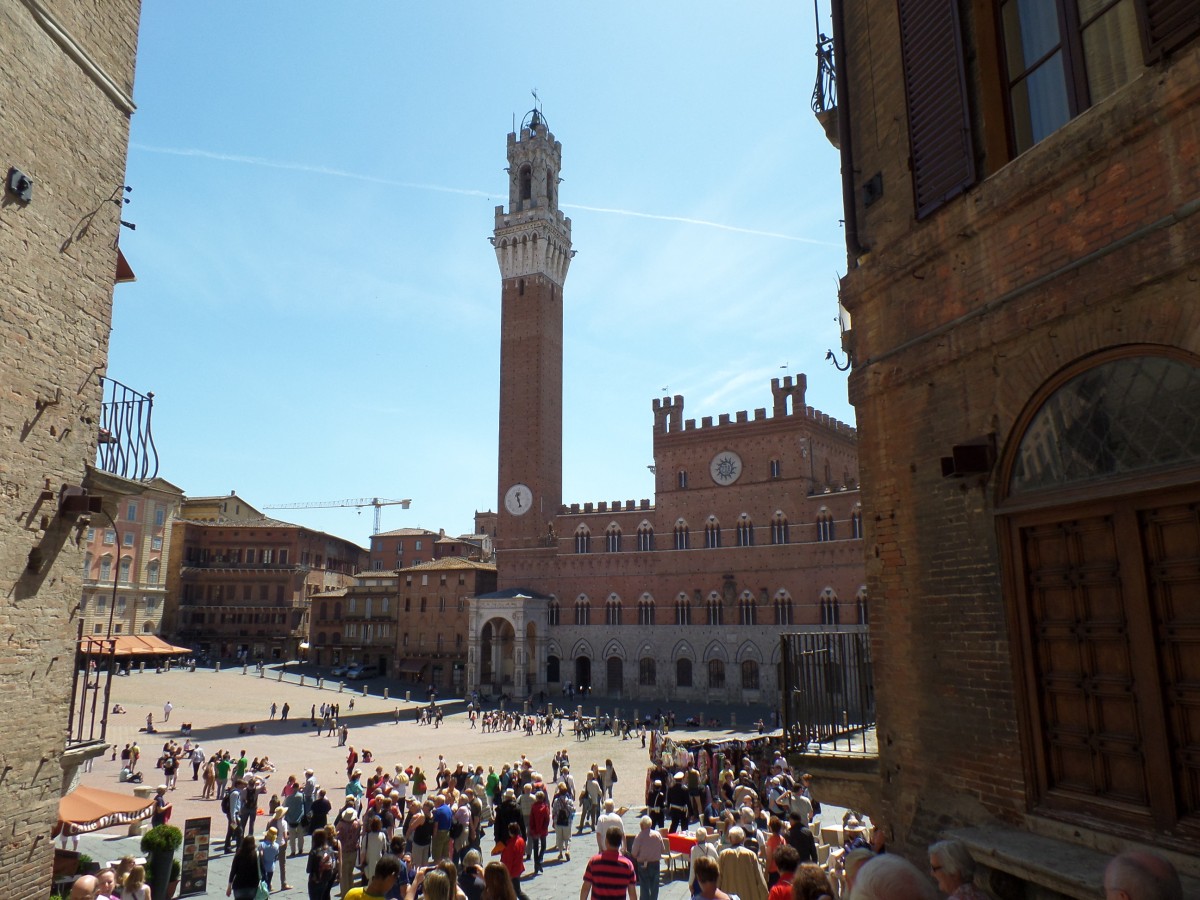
[130,142,836,246]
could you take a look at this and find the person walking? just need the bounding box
[226,836,259,900]
[258,828,280,891]
[551,782,574,861]
[581,826,637,900]
[499,822,528,900]
[306,830,339,900]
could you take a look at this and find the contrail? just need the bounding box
[562,202,837,246]
[130,143,493,198]
[131,142,834,244]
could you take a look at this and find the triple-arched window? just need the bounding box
[816,508,835,542]
[605,524,622,553]
[637,594,655,626]
[736,514,754,547]
[605,594,621,626]
[704,517,721,549]
[637,523,654,551]
[819,588,840,625]
[674,519,690,550]
[575,525,591,554]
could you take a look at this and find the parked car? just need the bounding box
[346,664,378,680]
[330,665,347,677]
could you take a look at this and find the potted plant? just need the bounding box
[141,824,182,900]
[77,853,100,875]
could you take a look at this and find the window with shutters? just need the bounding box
[898,0,977,217]
[1000,349,1200,847]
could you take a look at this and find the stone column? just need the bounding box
[512,611,527,696]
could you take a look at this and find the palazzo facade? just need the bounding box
[468,110,867,704]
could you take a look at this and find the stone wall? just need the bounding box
[0,2,142,895]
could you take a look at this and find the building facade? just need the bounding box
[80,476,184,641]
[471,111,866,704]
[168,515,367,661]
[368,526,488,571]
[833,0,1200,889]
[311,558,497,689]
[0,1,144,894]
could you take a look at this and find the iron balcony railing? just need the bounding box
[96,375,158,480]
[68,623,116,747]
[780,627,874,754]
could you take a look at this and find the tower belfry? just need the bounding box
[493,109,573,554]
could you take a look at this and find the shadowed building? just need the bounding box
[830,0,1200,892]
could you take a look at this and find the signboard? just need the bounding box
[179,816,211,896]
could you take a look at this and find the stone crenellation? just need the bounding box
[654,375,856,438]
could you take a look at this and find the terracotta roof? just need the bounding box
[175,514,297,528]
[374,527,441,538]
[399,557,496,573]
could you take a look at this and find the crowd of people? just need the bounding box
[69,693,1187,900]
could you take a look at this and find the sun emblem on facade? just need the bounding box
[709,450,743,486]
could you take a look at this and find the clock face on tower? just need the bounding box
[709,451,743,486]
[504,483,533,515]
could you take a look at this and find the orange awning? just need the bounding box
[56,785,154,834]
[78,635,192,657]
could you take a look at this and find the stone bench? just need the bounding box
[948,825,1200,900]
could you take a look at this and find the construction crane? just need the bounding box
[263,497,412,535]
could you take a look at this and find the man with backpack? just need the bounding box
[222,778,243,852]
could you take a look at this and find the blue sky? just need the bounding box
[114,2,851,547]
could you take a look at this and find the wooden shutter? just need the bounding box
[897,0,976,218]
[1141,0,1200,62]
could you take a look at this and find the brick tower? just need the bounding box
[493,109,573,552]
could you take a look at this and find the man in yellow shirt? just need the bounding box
[344,856,399,900]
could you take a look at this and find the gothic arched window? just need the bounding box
[675,593,691,626]
[676,658,693,688]
[704,517,721,549]
[674,519,690,551]
[605,594,621,626]
[605,524,622,553]
[574,526,591,555]
[736,514,754,547]
[637,522,655,552]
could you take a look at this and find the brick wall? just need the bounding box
[838,0,1200,856]
[0,2,141,895]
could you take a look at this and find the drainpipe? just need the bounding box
[831,0,867,265]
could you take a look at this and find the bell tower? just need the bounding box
[493,108,573,552]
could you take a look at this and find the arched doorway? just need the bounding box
[479,617,516,691]
[999,350,1200,844]
[546,655,560,684]
[606,656,624,697]
[575,655,591,690]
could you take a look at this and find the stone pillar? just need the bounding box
[513,635,527,697]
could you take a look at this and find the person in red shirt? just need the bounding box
[528,790,551,875]
[767,845,800,900]
[581,825,637,900]
[500,821,529,900]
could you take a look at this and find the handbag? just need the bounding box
[254,851,270,900]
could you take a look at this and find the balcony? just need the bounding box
[95,376,158,480]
